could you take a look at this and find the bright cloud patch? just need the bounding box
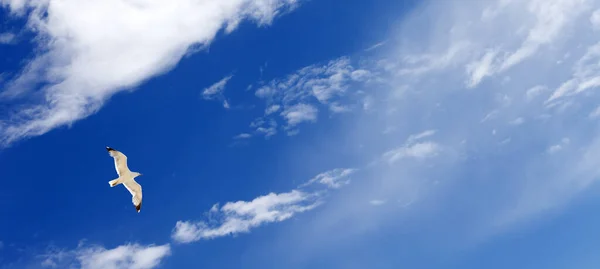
[0,0,299,146]
[40,243,171,269]
[383,131,441,165]
[281,103,318,127]
[242,56,378,138]
[172,190,321,243]
[265,104,281,115]
[0,32,15,44]
[234,133,252,139]
[547,40,600,103]
[299,168,357,189]
[405,130,437,144]
[172,167,357,243]
[255,57,356,103]
[202,74,233,108]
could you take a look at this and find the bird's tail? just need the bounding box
[108,178,122,187]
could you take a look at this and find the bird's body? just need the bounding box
[106,146,143,212]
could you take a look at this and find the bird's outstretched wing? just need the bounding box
[106,147,129,176]
[123,179,143,213]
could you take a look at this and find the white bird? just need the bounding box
[106,146,143,213]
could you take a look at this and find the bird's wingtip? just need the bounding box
[106,146,115,152]
[136,203,142,212]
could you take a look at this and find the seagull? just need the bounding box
[106,146,143,213]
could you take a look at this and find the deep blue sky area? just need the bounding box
[2,0,600,268]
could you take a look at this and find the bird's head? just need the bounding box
[133,172,143,178]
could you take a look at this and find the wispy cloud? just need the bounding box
[39,243,171,269]
[265,104,281,115]
[255,57,357,104]
[406,130,437,144]
[172,167,356,243]
[397,41,471,76]
[547,40,600,103]
[250,117,278,138]
[237,56,381,139]
[525,85,547,101]
[466,49,498,87]
[172,190,321,243]
[299,168,357,189]
[498,0,588,72]
[508,117,525,125]
[0,0,300,146]
[364,41,386,52]
[383,142,440,163]
[383,130,441,164]
[281,103,318,127]
[233,133,252,139]
[0,32,15,44]
[202,75,233,109]
[547,138,570,154]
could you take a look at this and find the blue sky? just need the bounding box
[2,0,600,268]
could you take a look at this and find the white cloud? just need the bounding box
[0,0,300,146]
[172,190,321,243]
[466,49,498,87]
[547,138,570,154]
[255,57,356,104]
[546,144,563,154]
[364,41,386,52]
[508,117,525,125]
[406,130,437,144]
[547,41,600,103]
[234,133,252,139]
[481,110,499,122]
[237,56,384,140]
[202,75,233,100]
[498,0,589,72]
[350,69,372,81]
[256,126,277,137]
[202,75,233,109]
[281,103,318,127]
[265,104,281,115]
[328,102,350,113]
[381,131,441,164]
[300,168,357,189]
[251,118,278,137]
[383,142,440,164]
[525,85,547,101]
[172,166,360,244]
[0,32,15,44]
[40,243,171,269]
